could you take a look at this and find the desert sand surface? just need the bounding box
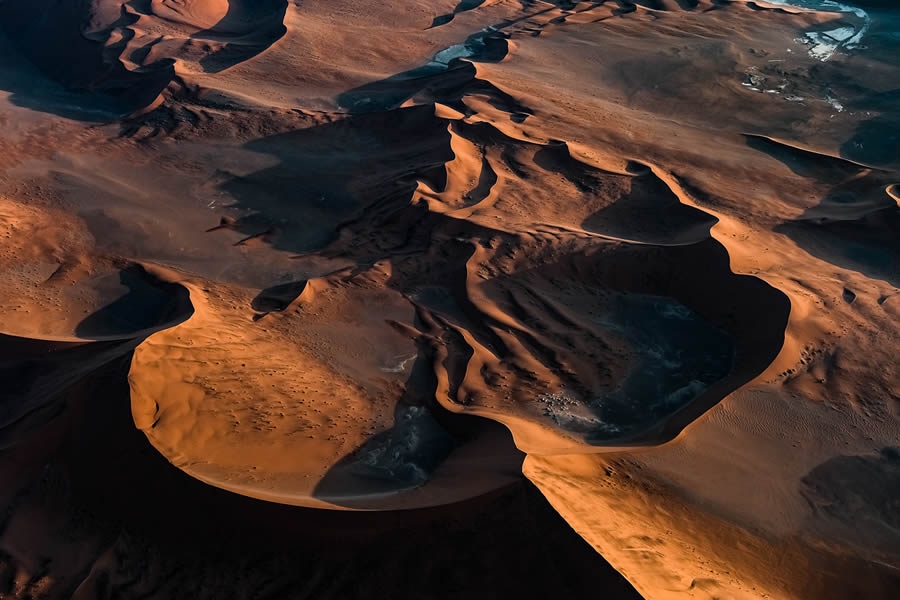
[1,0,899,598]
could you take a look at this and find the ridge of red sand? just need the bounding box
[1,0,899,598]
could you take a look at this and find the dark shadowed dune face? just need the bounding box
[73,265,194,339]
[801,448,900,556]
[0,0,288,117]
[1,0,900,598]
[0,0,174,116]
[117,0,290,73]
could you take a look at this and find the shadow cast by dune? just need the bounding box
[0,335,135,450]
[312,423,458,506]
[313,348,454,501]
[74,265,194,340]
[429,0,488,29]
[1,266,192,447]
[776,207,900,288]
[251,279,308,317]
[587,238,790,443]
[0,1,174,119]
[209,105,454,255]
[841,115,900,167]
[0,330,641,599]
[840,87,900,168]
[188,0,288,73]
[313,339,529,509]
[429,237,792,446]
[801,447,900,562]
[336,44,522,115]
[748,134,900,287]
[336,17,529,116]
[577,161,717,245]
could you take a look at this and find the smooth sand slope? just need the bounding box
[1,0,899,598]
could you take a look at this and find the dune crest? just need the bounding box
[2,0,900,597]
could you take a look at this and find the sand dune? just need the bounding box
[0,330,637,598]
[1,0,899,598]
[88,0,288,74]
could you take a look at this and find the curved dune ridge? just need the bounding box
[117,98,789,505]
[0,0,288,116]
[89,0,288,74]
[0,324,640,598]
[0,0,793,507]
[2,0,900,598]
[888,183,900,204]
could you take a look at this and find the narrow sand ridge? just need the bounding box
[1,0,900,598]
[888,182,900,203]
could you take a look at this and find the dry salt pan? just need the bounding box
[763,1,871,61]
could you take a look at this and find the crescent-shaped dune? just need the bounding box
[1,0,899,598]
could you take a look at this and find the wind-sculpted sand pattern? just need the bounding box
[1,0,899,598]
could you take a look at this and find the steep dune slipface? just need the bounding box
[148,0,285,32]
[1,0,900,598]
[0,0,174,115]
[88,0,288,74]
[0,0,290,117]
[0,204,195,470]
[120,87,790,503]
[484,2,900,598]
[127,268,526,509]
[416,238,788,451]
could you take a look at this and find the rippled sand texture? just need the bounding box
[1,0,899,598]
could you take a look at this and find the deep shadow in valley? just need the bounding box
[0,327,642,600]
[801,447,900,559]
[312,345,526,507]
[840,87,900,168]
[0,0,290,119]
[748,132,900,289]
[207,103,790,450]
[0,0,173,119]
[74,264,195,339]
[167,0,289,73]
[209,104,454,256]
